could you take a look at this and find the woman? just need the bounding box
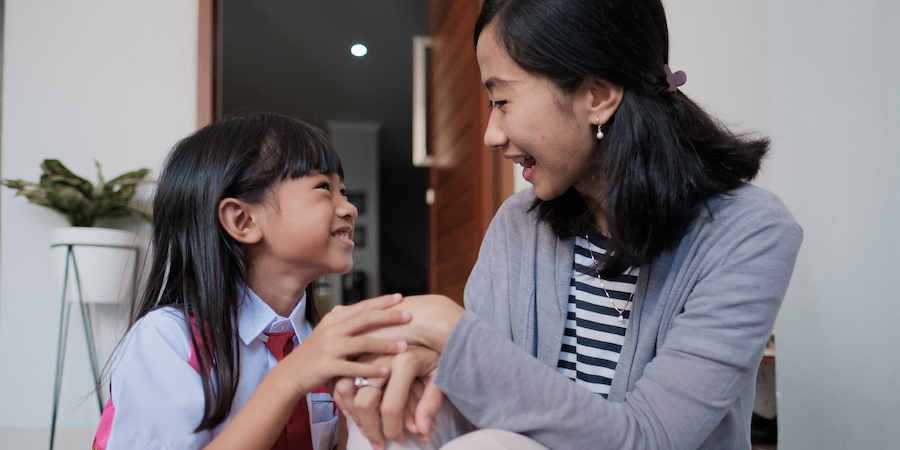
[337,0,802,448]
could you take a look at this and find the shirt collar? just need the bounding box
[238,286,311,346]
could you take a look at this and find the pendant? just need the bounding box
[617,314,624,322]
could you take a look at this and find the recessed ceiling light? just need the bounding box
[350,44,368,57]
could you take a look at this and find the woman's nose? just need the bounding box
[483,112,507,149]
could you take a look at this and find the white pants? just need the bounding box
[346,402,548,450]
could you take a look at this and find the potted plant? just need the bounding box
[3,159,153,304]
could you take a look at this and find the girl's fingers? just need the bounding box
[325,294,403,322]
[332,309,411,337]
[336,361,392,380]
[335,336,407,359]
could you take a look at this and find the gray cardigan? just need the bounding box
[434,184,802,449]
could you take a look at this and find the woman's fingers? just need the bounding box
[353,382,387,450]
[414,382,444,440]
[380,356,419,442]
[380,345,441,442]
[332,376,356,415]
[403,379,425,435]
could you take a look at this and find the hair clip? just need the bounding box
[664,64,687,92]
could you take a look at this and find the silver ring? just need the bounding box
[354,376,381,389]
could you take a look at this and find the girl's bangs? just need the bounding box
[277,120,344,180]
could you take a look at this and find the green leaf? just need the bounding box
[42,159,93,197]
[2,159,155,226]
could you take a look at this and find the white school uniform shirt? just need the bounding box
[105,288,338,449]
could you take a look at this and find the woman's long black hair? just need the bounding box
[130,112,343,431]
[476,0,768,277]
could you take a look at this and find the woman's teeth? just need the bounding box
[513,156,535,167]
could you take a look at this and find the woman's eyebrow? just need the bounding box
[483,77,514,92]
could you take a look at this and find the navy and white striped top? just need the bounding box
[556,234,639,398]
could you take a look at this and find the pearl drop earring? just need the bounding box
[595,117,605,140]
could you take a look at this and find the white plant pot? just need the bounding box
[51,227,138,304]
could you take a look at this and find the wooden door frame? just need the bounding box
[197,0,219,128]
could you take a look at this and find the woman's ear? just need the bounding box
[581,76,624,125]
[218,198,262,244]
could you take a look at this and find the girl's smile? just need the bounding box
[250,172,358,296]
[331,225,354,246]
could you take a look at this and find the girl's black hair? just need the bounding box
[475,0,768,277]
[130,112,342,431]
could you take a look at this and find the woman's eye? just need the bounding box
[488,100,508,110]
[340,189,347,197]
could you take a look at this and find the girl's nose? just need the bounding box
[338,197,359,219]
[483,112,508,149]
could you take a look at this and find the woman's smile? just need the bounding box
[478,24,598,201]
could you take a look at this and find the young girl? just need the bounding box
[93,113,410,450]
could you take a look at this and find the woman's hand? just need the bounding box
[333,345,443,450]
[366,294,465,353]
[330,294,463,449]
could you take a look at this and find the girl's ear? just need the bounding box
[218,198,262,244]
[580,76,624,125]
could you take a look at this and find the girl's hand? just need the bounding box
[280,293,411,397]
[332,346,443,450]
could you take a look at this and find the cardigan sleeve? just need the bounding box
[435,188,803,449]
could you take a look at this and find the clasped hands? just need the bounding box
[332,294,463,450]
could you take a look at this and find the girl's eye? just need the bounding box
[316,182,330,190]
[488,100,508,110]
[340,189,347,197]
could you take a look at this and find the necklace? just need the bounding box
[584,234,633,322]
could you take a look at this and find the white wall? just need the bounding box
[766,1,900,447]
[0,0,198,447]
[666,0,900,447]
[513,0,770,194]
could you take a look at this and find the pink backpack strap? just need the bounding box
[92,398,115,450]
[186,318,208,372]
[93,318,208,449]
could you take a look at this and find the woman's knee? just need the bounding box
[440,429,549,450]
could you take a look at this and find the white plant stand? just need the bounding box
[48,228,139,450]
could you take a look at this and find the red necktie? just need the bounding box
[264,331,314,450]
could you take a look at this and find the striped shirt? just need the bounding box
[556,235,639,398]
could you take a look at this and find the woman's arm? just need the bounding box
[436,208,802,448]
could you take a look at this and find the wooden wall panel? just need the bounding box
[428,0,513,305]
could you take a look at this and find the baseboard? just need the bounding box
[0,427,94,449]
